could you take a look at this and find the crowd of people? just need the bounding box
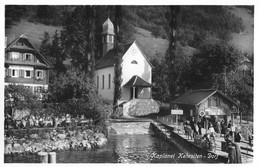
[184,116,253,151]
[4,113,94,130]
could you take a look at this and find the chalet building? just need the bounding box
[173,89,239,126]
[95,18,159,117]
[4,34,52,96]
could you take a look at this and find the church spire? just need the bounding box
[102,17,115,57]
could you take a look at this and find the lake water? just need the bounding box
[5,133,218,163]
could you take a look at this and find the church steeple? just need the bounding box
[102,17,115,57]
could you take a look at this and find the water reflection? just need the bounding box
[5,133,218,163]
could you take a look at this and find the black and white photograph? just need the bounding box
[2,0,256,164]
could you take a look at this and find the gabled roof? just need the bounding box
[173,89,238,107]
[96,40,153,69]
[5,34,53,68]
[124,75,153,88]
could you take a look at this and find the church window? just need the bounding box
[97,76,99,89]
[108,74,111,89]
[102,75,105,89]
[131,60,138,64]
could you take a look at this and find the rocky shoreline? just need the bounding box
[4,128,108,155]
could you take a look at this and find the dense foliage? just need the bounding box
[112,6,123,114]
[5,85,43,116]
[5,5,28,28]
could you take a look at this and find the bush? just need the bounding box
[5,84,43,117]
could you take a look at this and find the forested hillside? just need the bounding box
[5,5,253,59]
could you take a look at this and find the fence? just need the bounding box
[156,115,184,133]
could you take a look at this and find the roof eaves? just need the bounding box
[216,90,239,107]
[5,34,53,68]
[27,39,53,68]
[96,64,114,70]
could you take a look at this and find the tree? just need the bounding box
[151,59,170,102]
[112,6,124,114]
[58,6,101,74]
[187,40,252,113]
[165,6,184,102]
[188,40,243,89]
[47,68,111,121]
[5,5,28,28]
[4,85,42,117]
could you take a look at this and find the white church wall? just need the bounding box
[95,66,115,102]
[120,42,152,101]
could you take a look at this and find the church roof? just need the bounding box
[102,18,115,35]
[124,75,153,88]
[96,40,153,69]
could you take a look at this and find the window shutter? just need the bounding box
[8,52,11,60]
[31,70,33,77]
[42,71,45,79]
[5,69,7,77]
[19,53,23,61]
[35,70,37,77]
[22,54,25,61]
[19,70,22,77]
[21,70,24,78]
[8,69,11,76]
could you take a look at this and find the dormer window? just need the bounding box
[131,60,138,64]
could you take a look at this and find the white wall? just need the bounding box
[120,42,152,101]
[95,66,115,101]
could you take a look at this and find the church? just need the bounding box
[95,18,159,117]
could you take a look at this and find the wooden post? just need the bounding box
[133,87,135,99]
[37,152,48,163]
[48,152,56,163]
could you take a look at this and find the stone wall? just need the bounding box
[124,99,160,117]
[106,120,152,135]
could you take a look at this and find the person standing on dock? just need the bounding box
[215,120,221,136]
[190,117,197,136]
[224,128,233,149]
[197,119,202,135]
[234,127,242,143]
[220,119,225,137]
